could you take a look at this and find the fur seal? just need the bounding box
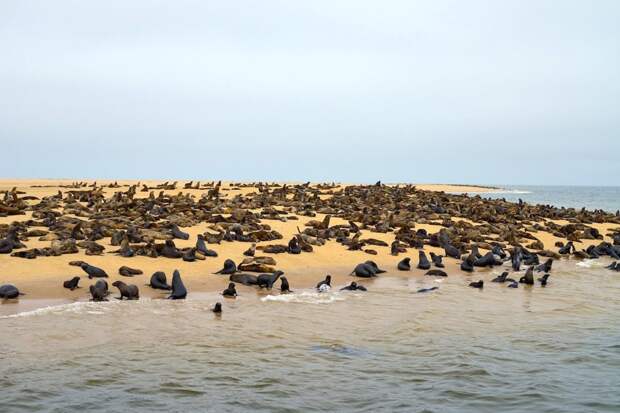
[559,241,575,255]
[89,280,109,301]
[429,252,445,268]
[280,276,292,293]
[119,266,143,277]
[469,280,484,289]
[316,275,332,292]
[443,244,461,259]
[171,224,189,240]
[257,271,283,289]
[80,263,108,279]
[148,271,172,290]
[243,243,256,257]
[214,259,237,275]
[196,235,218,257]
[460,255,475,272]
[0,284,22,299]
[536,258,553,273]
[417,286,439,293]
[112,281,139,300]
[212,302,222,313]
[508,281,518,288]
[340,281,367,291]
[229,273,258,286]
[63,276,81,290]
[417,251,431,270]
[538,273,550,286]
[491,271,509,283]
[161,240,183,258]
[397,257,411,271]
[288,237,302,254]
[222,282,237,298]
[351,261,385,277]
[473,252,501,267]
[519,266,535,285]
[168,270,187,299]
[425,269,447,277]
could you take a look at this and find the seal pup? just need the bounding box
[89,280,109,301]
[425,269,448,277]
[316,275,332,292]
[212,302,222,314]
[63,276,81,290]
[243,243,256,257]
[222,282,237,298]
[469,280,484,289]
[168,270,188,299]
[171,224,189,240]
[288,237,302,254]
[538,273,550,286]
[0,284,22,299]
[397,257,411,271]
[257,271,283,289]
[429,252,445,268]
[491,272,509,283]
[214,259,237,275]
[80,263,108,279]
[519,266,535,285]
[229,273,258,286]
[119,266,143,277]
[112,281,139,300]
[417,286,439,293]
[148,271,172,290]
[417,251,431,270]
[280,276,292,293]
[340,281,367,291]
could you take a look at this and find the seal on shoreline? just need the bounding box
[0,284,22,299]
[417,251,431,270]
[519,266,534,285]
[168,270,187,299]
[63,276,81,290]
[491,271,509,283]
[80,263,108,279]
[148,271,172,290]
[280,276,292,293]
[316,275,331,292]
[112,281,139,300]
[425,269,447,277]
[397,257,411,271]
[222,282,237,298]
[89,279,109,301]
[469,280,484,289]
[257,271,283,289]
[429,252,444,268]
[229,273,258,286]
[214,259,237,275]
[340,281,367,291]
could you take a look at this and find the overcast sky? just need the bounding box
[1,1,618,185]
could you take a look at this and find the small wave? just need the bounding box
[576,259,605,268]
[261,290,348,304]
[0,300,129,319]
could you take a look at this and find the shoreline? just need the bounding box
[1,179,619,315]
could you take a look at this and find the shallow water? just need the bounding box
[2,259,619,412]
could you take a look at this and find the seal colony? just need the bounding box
[1,179,619,310]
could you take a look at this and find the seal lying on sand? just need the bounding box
[425,269,447,277]
[149,271,172,290]
[168,270,187,299]
[229,273,258,286]
[119,266,142,277]
[80,263,108,279]
[63,276,80,290]
[0,284,22,299]
[112,281,139,300]
[351,261,385,277]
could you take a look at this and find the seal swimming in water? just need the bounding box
[538,273,550,286]
[536,258,553,273]
[0,284,22,299]
[214,259,237,275]
[417,251,431,270]
[168,270,188,299]
[397,257,411,271]
[491,271,509,283]
[519,266,535,285]
[229,273,258,286]
[148,271,172,290]
[257,271,283,289]
[469,280,484,289]
[280,276,292,293]
[340,281,367,291]
[316,275,332,292]
[119,266,143,277]
[222,282,237,298]
[80,263,108,279]
[212,302,222,314]
[63,276,81,290]
[425,269,447,277]
[112,281,139,300]
[507,280,518,288]
[417,286,439,293]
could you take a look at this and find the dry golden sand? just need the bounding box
[0,179,618,306]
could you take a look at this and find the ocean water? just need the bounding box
[2,259,620,412]
[456,185,620,213]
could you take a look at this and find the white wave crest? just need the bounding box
[261,290,348,304]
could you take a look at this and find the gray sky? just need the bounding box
[1,0,619,185]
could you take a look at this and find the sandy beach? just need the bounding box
[1,179,618,310]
